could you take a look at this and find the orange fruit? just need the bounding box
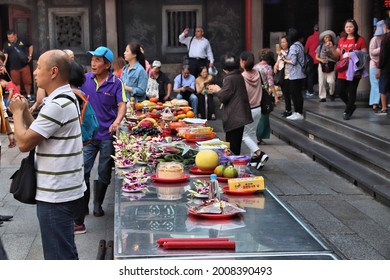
[135,103,142,110]
[186,111,195,118]
[149,97,158,103]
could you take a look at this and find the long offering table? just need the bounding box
[114,170,339,260]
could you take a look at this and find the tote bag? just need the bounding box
[10,149,37,204]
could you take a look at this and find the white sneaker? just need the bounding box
[286,112,298,120]
[294,113,304,120]
[287,112,304,120]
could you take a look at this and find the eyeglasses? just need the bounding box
[0,64,4,67]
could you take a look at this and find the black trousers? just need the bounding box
[226,126,245,155]
[335,78,360,114]
[289,79,304,114]
[282,79,292,112]
[188,58,208,77]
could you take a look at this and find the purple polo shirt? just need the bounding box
[80,71,127,140]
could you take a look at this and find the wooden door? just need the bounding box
[8,5,32,42]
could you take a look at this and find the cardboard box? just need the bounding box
[228,176,265,191]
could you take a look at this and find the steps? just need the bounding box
[270,101,390,206]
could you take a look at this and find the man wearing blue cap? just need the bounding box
[78,46,127,222]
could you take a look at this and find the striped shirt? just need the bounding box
[29,84,86,203]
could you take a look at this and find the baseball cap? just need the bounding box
[152,60,161,67]
[88,46,114,64]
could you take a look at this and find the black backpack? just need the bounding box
[297,43,314,76]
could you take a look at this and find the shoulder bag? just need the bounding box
[12,44,29,65]
[274,66,285,86]
[259,71,274,115]
[335,57,349,72]
[182,36,195,66]
[10,149,37,204]
[335,40,355,72]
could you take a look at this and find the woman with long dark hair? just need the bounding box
[333,19,367,120]
[274,35,291,117]
[120,43,148,103]
[240,51,269,169]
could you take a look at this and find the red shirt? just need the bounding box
[337,36,367,79]
[4,81,21,96]
[305,31,319,64]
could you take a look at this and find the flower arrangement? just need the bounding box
[112,131,197,168]
[112,131,164,167]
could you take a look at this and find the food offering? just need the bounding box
[156,162,185,179]
[187,198,246,218]
[155,143,197,166]
[152,162,191,183]
[130,118,161,136]
[227,176,265,192]
[195,149,219,171]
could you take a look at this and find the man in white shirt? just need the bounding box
[9,49,86,260]
[179,26,214,77]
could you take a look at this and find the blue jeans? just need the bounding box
[83,139,114,186]
[306,64,318,93]
[37,198,82,260]
[177,92,198,116]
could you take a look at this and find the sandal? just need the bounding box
[257,140,266,145]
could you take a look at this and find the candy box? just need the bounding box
[227,176,265,191]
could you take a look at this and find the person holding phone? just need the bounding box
[196,66,216,120]
[173,65,198,117]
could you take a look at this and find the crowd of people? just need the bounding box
[1,17,390,259]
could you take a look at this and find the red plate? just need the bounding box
[187,209,240,219]
[189,167,214,175]
[151,174,190,183]
[222,186,259,195]
[217,177,230,182]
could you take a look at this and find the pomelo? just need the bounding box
[195,150,219,171]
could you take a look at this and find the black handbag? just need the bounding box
[274,67,285,86]
[320,61,335,73]
[259,72,275,115]
[10,149,37,204]
[260,88,275,115]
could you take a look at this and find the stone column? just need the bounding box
[318,0,333,32]
[354,0,373,100]
[251,0,264,57]
[105,0,118,56]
